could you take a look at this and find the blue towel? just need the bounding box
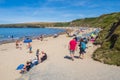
[16,64,24,70]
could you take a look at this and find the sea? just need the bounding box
[0,28,66,42]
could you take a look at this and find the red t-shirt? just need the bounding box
[69,39,77,50]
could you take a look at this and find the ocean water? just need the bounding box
[0,28,65,41]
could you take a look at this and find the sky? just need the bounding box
[0,0,120,24]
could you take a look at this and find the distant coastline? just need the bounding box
[0,22,70,28]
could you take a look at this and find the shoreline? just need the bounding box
[0,27,75,80]
[0,27,71,45]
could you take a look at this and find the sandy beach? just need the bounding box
[0,28,120,80]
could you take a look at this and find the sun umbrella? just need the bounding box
[16,64,24,70]
[24,39,32,43]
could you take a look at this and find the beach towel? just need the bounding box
[16,64,24,70]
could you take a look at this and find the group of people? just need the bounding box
[68,37,87,61]
[19,58,38,73]
[15,39,47,74]
[68,32,97,61]
[16,28,99,74]
[19,49,47,73]
[16,40,32,53]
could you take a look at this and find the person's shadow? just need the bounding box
[74,56,80,59]
[64,55,81,60]
[64,55,72,60]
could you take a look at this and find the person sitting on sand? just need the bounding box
[36,49,40,62]
[31,58,39,65]
[53,34,58,38]
[20,61,32,73]
[40,51,47,62]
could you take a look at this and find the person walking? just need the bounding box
[79,38,86,59]
[28,43,32,53]
[68,37,77,61]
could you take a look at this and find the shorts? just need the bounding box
[79,48,86,54]
[69,50,75,54]
[29,47,32,51]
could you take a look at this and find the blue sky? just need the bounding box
[0,0,120,24]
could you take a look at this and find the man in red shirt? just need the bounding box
[68,37,77,61]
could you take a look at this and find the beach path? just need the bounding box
[16,34,120,80]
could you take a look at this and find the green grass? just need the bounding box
[93,49,120,66]
[92,17,120,66]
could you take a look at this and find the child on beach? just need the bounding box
[19,41,22,50]
[28,43,32,53]
[16,40,19,49]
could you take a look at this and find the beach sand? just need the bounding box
[0,28,120,80]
